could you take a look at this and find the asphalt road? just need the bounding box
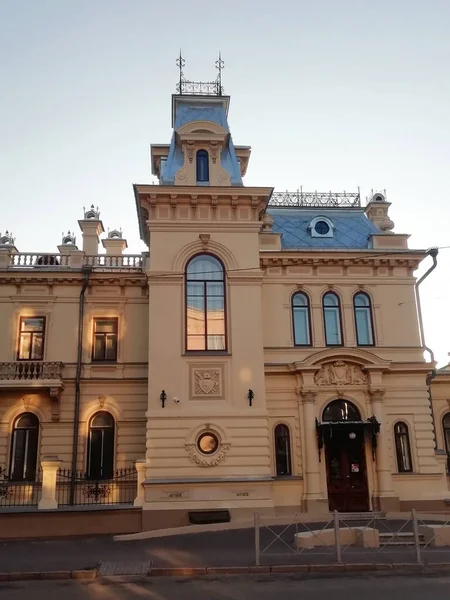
[1,575,450,600]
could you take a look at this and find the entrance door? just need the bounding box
[325,430,369,512]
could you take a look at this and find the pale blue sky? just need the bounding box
[1,0,449,364]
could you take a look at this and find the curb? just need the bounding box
[2,563,450,582]
[0,570,97,582]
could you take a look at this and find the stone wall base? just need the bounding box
[399,499,449,512]
[372,495,401,512]
[0,508,142,540]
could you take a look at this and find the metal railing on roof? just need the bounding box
[269,190,361,208]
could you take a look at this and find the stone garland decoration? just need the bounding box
[185,442,231,468]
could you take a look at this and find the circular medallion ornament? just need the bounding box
[197,432,219,455]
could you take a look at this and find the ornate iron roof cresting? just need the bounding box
[176,51,224,96]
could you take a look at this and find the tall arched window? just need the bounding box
[292,292,311,346]
[394,422,413,473]
[186,254,226,351]
[323,400,361,422]
[443,413,450,471]
[274,424,292,476]
[87,412,115,479]
[323,292,343,346]
[9,413,39,481]
[196,150,209,183]
[354,292,374,346]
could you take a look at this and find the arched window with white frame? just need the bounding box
[292,292,311,346]
[323,292,343,346]
[354,292,375,346]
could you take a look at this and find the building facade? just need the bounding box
[1,74,449,531]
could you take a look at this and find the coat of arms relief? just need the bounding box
[193,368,222,397]
[313,361,368,386]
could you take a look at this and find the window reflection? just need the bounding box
[186,255,226,351]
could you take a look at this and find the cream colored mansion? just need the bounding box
[1,73,450,532]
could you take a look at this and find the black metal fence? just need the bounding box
[0,467,42,508]
[56,467,137,506]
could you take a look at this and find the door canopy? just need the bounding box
[316,400,380,461]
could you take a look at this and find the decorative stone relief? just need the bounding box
[190,365,224,399]
[194,369,220,395]
[314,361,368,386]
[185,442,231,467]
[199,234,210,250]
[300,390,317,404]
[186,141,195,163]
[369,388,385,403]
[209,141,219,164]
[49,387,61,422]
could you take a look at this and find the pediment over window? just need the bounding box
[177,120,228,137]
[300,348,391,369]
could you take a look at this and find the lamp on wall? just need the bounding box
[247,389,254,407]
[160,390,167,408]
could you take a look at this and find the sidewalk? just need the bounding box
[2,526,450,576]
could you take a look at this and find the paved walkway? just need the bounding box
[1,527,450,574]
[2,574,450,600]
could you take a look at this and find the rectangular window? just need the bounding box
[293,308,310,345]
[324,308,342,345]
[355,309,374,345]
[92,318,118,361]
[17,317,45,360]
[186,281,225,351]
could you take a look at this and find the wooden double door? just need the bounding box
[325,429,369,512]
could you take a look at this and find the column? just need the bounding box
[38,456,61,510]
[133,459,147,507]
[369,389,397,510]
[300,390,326,511]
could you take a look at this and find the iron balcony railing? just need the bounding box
[0,361,64,381]
[3,253,144,271]
[269,190,361,208]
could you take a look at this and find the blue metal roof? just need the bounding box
[268,208,381,249]
[161,100,243,185]
[174,104,229,131]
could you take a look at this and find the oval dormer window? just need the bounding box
[309,216,334,238]
[196,150,209,183]
[314,221,330,235]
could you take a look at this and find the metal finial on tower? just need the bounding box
[176,50,185,94]
[215,51,224,96]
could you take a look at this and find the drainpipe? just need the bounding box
[70,266,92,505]
[414,247,438,448]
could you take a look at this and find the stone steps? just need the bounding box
[379,532,424,546]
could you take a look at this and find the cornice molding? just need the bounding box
[0,275,146,286]
[260,254,424,269]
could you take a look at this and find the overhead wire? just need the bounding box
[143,244,450,279]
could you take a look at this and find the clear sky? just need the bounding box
[1,0,449,365]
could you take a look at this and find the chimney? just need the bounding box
[78,206,104,255]
[102,229,127,256]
